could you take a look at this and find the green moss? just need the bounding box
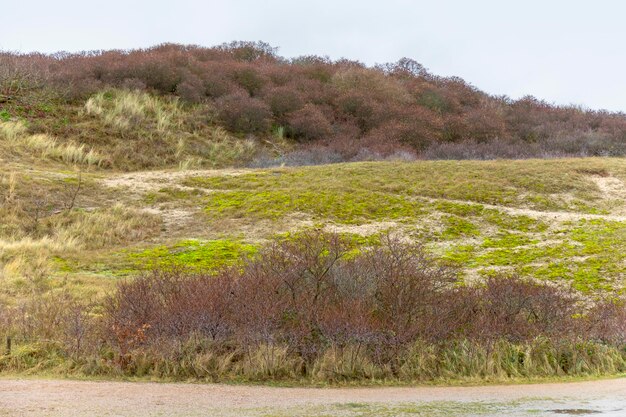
[474,243,577,267]
[51,256,78,273]
[127,239,257,273]
[482,210,547,232]
[187,159,607,213]
[442,244,476,266]
[440,215,480,240]
[434,201,485,217]
[481,233,537,249]
[205,190,426,224]
[521,262,572,281]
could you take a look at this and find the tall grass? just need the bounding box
[0,120,27,141]
[1,338,623,383]
[0,121,103,167]
[84,90,181,133]
[53,204,161,250]
[0,171,160,295]
[82,90,259,169]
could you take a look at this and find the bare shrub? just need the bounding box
[102,231,616,377]
[468,277,582,342]
[587,298,626,344]
[215,92,271,133]
[3,45,626,163]
[4,231,625,380]
[286,104,333,141]
[263,85,304,118]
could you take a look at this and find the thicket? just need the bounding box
[1,232,624,382]
[2,42,626,165]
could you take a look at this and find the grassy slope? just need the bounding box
[3,156,626,306]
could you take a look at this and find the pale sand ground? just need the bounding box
[0,378,624,416]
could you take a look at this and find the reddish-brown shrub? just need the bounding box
[287,104,333,141]
[468,277,581,342]
[363,109,443,151]
[3,43,626,159]
[587,298,626,344]
[103,232,611,368]
[263,85,304,119]
[175,72,204,103]
[216,92,272,133]
[232,67,265,96]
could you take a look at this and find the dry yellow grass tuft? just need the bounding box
[0,121,103,167]
[84,90,181,133]
[53,204,161,250]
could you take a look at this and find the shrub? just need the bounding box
[287,104,333,141]
[3,44,626,162]
[232,67,265,96]
[101,231,617,373]
[175,73,204,103]
[215,92,271,134]
[2,231,625,381]
[469,276,581,342]
[264,85,304,118]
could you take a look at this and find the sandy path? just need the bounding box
[415,195,626,223]
[0,378,624,416]
[101,168,248,194]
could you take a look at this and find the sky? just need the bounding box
[2,0,625,112]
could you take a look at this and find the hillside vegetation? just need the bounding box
[3,158,626,299]
[1,157,626,382]
[0,43,625,383]
[2,42,626,170]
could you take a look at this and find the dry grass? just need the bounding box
[51,204,161,250]
[0,170,161,299]
[0,236,78,294]
[84,90,182,133]
[0,121,103,167]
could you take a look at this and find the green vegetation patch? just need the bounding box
[188,160,605,211]
[480,232,538,249]
[187,160,608,230]
[441,218,626,292]
[205,189,426,224]
[127,239,257,273]
[439,215,480,240]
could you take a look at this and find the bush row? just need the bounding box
[2,231,624,381]
[2,42,625,161]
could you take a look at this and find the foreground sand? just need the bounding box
[0,378,624,416]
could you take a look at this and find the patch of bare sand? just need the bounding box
[591,175,626,199]
[141,208,198,232]
[0,378,623,417]
[418,196,626,223]
[589,175,626,215]
[101,168,250,194]
[325,221,399,236]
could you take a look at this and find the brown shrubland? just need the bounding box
[2,43,625,166]
[2,231,613,381]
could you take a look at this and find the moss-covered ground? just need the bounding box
[3,157,626,304]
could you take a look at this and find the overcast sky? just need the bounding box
[2,0,625,112]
